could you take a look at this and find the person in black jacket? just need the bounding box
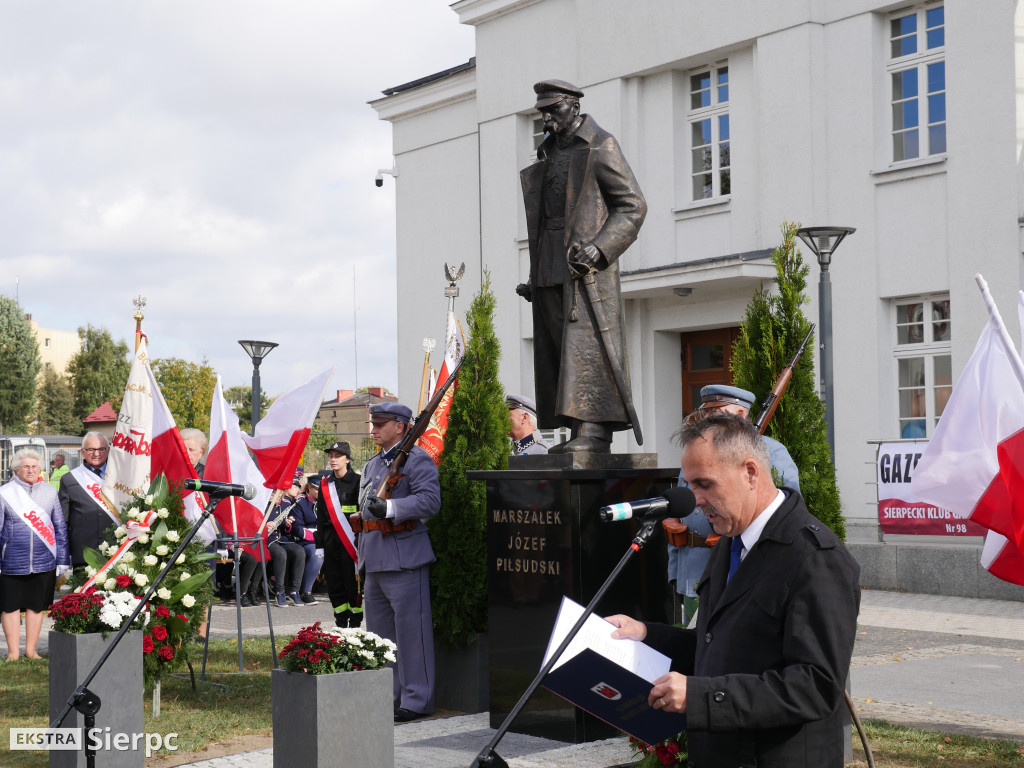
[607,414,860,768]
[315,442,362,628]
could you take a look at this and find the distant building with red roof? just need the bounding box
[82,401,117,439]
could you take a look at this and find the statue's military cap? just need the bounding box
[533,79,584,109]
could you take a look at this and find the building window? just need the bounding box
[888,4,945,162]
[688,63,730,200]
[44,338,51,348]
[529,117,545,162]
[893,294,951,438]
[44,362,51,371]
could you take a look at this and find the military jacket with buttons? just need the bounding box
[643,491,861,768]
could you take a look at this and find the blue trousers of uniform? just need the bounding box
[364,566,434,715]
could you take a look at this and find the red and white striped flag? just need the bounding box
[417,309,465,464]
[911,277,1024,585]
[206,377,273,559]
[241,369,333,490]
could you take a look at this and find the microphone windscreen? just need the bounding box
[242,483,257,501]
[664,486,696,517]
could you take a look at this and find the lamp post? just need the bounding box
[796,226,855,460]
[238,340,278,429]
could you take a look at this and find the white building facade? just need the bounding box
[372,0,1024,595]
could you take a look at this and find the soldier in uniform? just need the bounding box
[519,80,647,453]
[357,402,441,722]
[507,394,550,456]
[668,385,800,623]
[316,441,362,626]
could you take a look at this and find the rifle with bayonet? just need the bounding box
[751,324,815,435]
[374,356,464,500]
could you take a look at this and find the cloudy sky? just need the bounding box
[0,1,475,400]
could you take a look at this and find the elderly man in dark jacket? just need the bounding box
[608,414,860,767]
[520,79,647,453]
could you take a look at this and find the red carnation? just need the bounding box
[116,575,132,588]
[151,625,168,641]
[176,615,188,622]
[158,645,174,661]
[155,605,171,619]
[142,636,154,654]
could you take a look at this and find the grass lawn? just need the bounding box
[2,639,1022,768]
[0,637,282,768]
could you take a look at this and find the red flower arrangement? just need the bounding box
[49,587,106,634]
[151,625,168,641]
[627,731,687,767]
[278,622,397,676]
[143,636,154,654]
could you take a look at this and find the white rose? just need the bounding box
[165,530,180,543]
[122,551,135,563]
[126,507,139,520]
[134,573,148,587]
[157,587,172,600]
[137,533,149,544]
[179,572,191,581]
[156,545,169,556]
[181,594,196,608]
[144,555,158,567]
[97,542,109,555]
[176,554,186,565]
[102,578,116,590]
[85,567,97,577]
[157,508,169,519]
[114,526,127,538]
[145,494,154,504]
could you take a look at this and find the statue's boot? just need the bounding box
[561,422,612,454]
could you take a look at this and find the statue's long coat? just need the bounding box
[520,114,647,430]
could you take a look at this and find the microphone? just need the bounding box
[599,486,696,522]
[184,478,257,500]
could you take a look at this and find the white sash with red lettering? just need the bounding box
[70,465,121,527]
[0,481,58,558]
[321,476,360,567]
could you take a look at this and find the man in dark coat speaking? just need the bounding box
[607,414,860,767]
[519,80,647,453]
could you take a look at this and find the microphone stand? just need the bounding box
[469,514,664,768]
[50,493,231,768]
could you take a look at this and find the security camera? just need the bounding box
[375,167,399,188]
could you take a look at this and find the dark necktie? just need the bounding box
[727,537,744,583]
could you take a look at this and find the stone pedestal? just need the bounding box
[48,630,144,768]
[470,453,678,743]
[272,667,393,768]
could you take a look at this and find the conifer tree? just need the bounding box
[429,272,510,649]
[731,222,845,539]
[0,296,42,434]
[36,368,82,435]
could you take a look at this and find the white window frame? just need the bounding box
[892,294,951,438]
[687,62,730,201]
[886,3,945,164]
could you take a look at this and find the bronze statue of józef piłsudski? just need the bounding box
[519,79,647,454]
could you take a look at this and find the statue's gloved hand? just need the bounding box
[515,282,533,302]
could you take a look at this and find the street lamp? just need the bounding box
[796,226,855,459]
[238,340,278,429]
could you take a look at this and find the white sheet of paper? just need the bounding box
[542,595,671,683]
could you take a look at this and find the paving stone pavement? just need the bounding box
[7,589,1022,767]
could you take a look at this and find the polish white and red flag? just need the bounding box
[101,334,217,544]
[206,377,273,559]
[241,368,333,490]
[911,276,1024,585]
[147,365,217,545]
[102,336,155,515]
[417,309,465,465]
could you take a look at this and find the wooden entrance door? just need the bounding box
[681,328,741,415]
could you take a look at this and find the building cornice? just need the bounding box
[370,66,476,123]
[451,0,544,26]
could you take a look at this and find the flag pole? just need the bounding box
[975,274,1024,389]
